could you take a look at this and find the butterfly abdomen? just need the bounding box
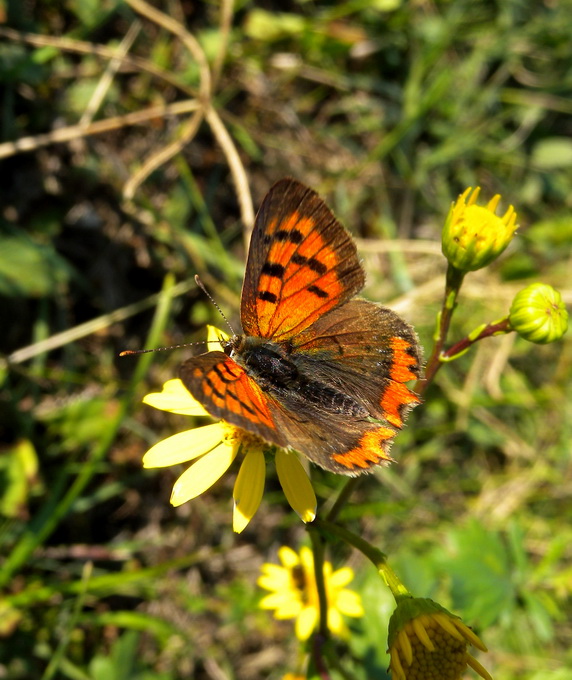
[238,337,367,417]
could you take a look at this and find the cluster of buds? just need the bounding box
[442,187,568,345]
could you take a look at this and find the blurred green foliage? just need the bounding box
[0,0,570,678]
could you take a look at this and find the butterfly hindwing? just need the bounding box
[291,299,422,429]
[180,352,287,448]
[241,178,365,342]
[264,389,400,475]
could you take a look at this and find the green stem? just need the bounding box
[326,477,361,522]
[309,527,330,639]
[313,518,411,601]
[416,263,465,396]
[442,317,512,361]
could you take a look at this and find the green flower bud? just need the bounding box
[442,187,518,272]
[509,283,568,344]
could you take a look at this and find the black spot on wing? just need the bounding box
[290,252,327,275]
[261,262,286,278]
[258,290,278,304]
[307,285,328,299]
[275,228,303,243]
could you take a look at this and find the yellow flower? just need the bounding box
[509,282,568,344]
[142,328,317,533]
[442,187,518,272]
[258,546,364,641]
[388,597,492,680]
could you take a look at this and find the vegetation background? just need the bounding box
[1,0,571,678]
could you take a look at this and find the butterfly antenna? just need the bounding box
[119,340,205,357]
[194,274,236,336]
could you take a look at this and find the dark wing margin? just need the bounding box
[241,178,365,341]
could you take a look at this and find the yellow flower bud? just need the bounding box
[388,597,492,680]
[442,187,518,272]
[509,283,568,344]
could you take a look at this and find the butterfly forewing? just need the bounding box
[180,353,288,448]
[241,179,365,342]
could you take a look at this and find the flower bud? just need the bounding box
[388,597,492,680]
[442,187,518,272]
[509,283,568,344]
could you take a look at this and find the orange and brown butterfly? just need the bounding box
[180,178,422,475]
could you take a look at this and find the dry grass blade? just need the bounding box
[123,109,205,201]
[4,279,197,365]
[125,0,211,100]
[0,26,197,97]
[79,20,142,128]
[206,105,255,236]
[0,100,201,159]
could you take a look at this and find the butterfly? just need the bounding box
[180,179,422,475]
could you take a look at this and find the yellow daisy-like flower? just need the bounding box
[388,598,493,680]
[142,328,317,533]
[258,545,364,641]
[442,187,518,272]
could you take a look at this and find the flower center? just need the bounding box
[220,421,266,450]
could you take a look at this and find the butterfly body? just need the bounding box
[181,179,422,475]
[231,334,370,418]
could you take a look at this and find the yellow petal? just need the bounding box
[260,593,302,618]
[170,441,237,506]
[207,325,230,351]
[412,617,435,651]
[233,448,266,533]
[397,629,413,666]
[142,379,210,416]
[335,590,364,617]
[278,546,301,569]
[275,450,317,523]
[330,566,354,588]
[258,567,291,592]
[274,601,304,619]
[299,546,314,571]
[327,607,348,637]
[389,645,406,680]
[295,606,318,641]
[142,423,224,468]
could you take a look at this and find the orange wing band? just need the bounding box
[256,210,347,339]
[332,427,395,470]
[194,362,276,430]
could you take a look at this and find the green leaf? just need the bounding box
[244,9,308,41]
[0,233,72,297]
[445,521,516,626]
[532,138,572,169]
[0,440,40,517]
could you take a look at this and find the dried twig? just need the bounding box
[123,109,204,201]
[0,100,201,160]
[0,26,197,97]
[212,0,235,90]
[79,20,142,128]
[124,0,211,101]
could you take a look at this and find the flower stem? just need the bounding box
[309,526,330,639]
[312,518,411,601]
[326,477,361,522]
[443,317,512,361]
[416,264,465,396]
